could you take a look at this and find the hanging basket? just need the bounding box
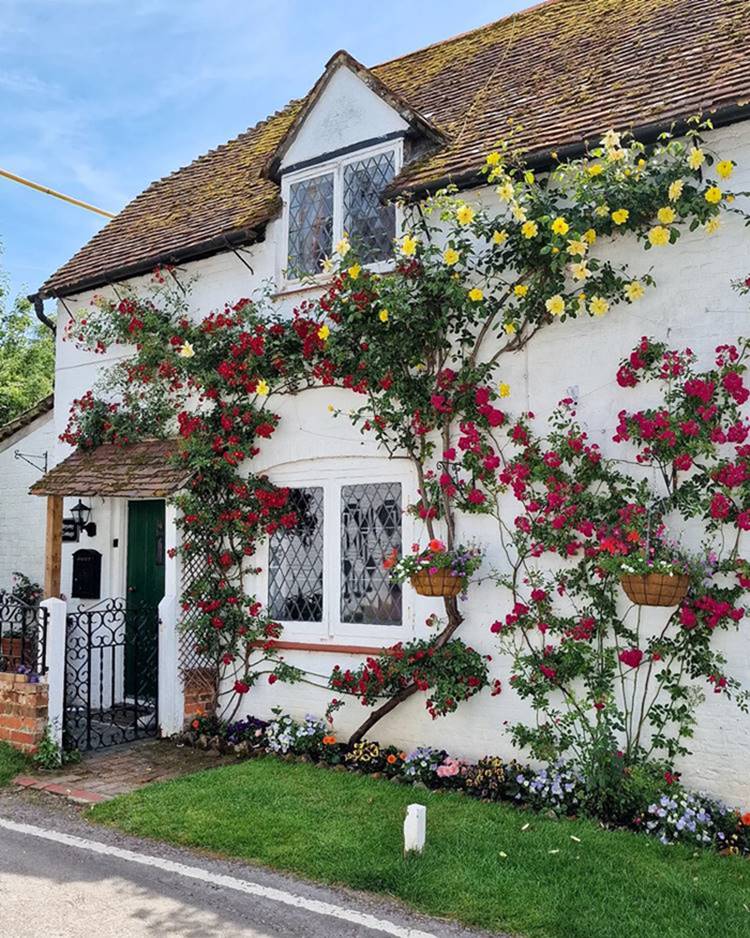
[410,569,464,597]
[620,573,690,607]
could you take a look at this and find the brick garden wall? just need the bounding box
[0,673,48,753]
[183,667,217,722]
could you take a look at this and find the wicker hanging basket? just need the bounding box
[410,569,464,597]
[620,573,690,607]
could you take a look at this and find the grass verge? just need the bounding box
[90,756,750,938]
[0,741,29,786]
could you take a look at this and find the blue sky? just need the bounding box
[0,0,529,306]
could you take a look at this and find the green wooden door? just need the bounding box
[125,500,165,698]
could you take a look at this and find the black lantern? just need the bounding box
[70,500,96,537]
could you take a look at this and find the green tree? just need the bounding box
[0,252,54,425]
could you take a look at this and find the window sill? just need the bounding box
[272,277,333,301]
[253,639,395,655]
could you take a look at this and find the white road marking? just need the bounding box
[0,817,436,938]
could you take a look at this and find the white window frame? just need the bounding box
[278,139,403,291]
[257,457,416,645]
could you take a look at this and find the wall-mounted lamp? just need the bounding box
[70,500,97,537]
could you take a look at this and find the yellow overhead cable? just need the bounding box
[0,167,116,219]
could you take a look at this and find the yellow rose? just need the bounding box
[443,247,460,266]
[545,294,565,317]
[551,216,570,235]
[657,206,676,225]
[320,256,333,273]
[611,208,629,225]
[468,287,484,302]
[716,160,734,180]
[498,382,511,398]
[704,186,722,204]
[511,203,527,222]
[583,228,597,245]
[492,229,507,245]
[625,281,645,301]
[570,262,590,281]
[335,236,351,257]
[456,204,476,225]
[601,130,621,149]
[688,147,705,170]
[378,309,389,322]
[503,322,516,335]
[347,264,361,280]
[399,234,418,256]
[497,181,514,201]
[486,151,501,167]
[178,341,195,359]
[668,179,684,202]
[594,204,610,218]
[317,324,330,341]
[705,217,721,235]
[256,379,270,396]
[327,404,335,413]
[521,220,539,239]
[648,225,670,246]
[514,284,528,297]
[589,295,609,317]
[567,239,587,257]
[587,163,604,176]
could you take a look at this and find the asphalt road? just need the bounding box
[0,793,497,938]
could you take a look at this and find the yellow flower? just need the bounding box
[570,262,590,281]
[524,170,535,185]
[551,216,570,235]
[587,163,604,176]
[503,322,516,335]
[521,220,538,239]
[497,181,514,201]
[688,147,705,170]
[492,229,507,245]
[668,179,684,202]
[320,256,334,273]
[498,382,511,398]
[545,294,565,317]
[456,204,476,225]
[178,341,195,359]
[317,324,330,341]
[594,204,610,218]
[625,280,645,301]
[648,225,670,246]
[582,228,597,245]
[486,151,501,167]
[567,239,587,257]
[611,208,630,225]
[704,186,722,204]
[399,234,418,256]
[657,206,676,225]
[378,308,389,322]
[607,148,625,162]
[514,284,528,297]
[443,247,460,266]
[347,263,361,280]
[256,379,270,396]
[468,287,484,302]
[589,295,609,317]
[335,236,351,257]
[716,160,734,179]
[511,203,527,222]
[705,217,721,235]
[601,129,621,150]
[327,404,335,413]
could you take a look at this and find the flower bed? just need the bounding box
[179,710,750,857]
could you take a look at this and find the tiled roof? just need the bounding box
[38,0,750,299]
[0,395,54,446]
[30,439,190,498]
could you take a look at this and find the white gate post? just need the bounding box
[41,597,67,747]
[158,593,184,736]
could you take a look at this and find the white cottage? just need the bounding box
[28,0,750,799]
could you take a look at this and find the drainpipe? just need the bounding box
[32,295,56,335]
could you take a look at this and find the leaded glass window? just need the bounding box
[287,174,334,277]
[340,483,402,625]
[343,152,396,264]
[268,487,324,622]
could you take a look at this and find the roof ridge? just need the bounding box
[0,394,54,445]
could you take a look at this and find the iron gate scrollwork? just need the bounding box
[64,598,159,752]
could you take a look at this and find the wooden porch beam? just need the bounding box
[44,495,63,598]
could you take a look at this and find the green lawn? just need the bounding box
[0,742,29,786]
[91,756,750,938]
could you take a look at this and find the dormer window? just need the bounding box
[282,141,401,283]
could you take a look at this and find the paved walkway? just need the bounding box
[13,738,231,804]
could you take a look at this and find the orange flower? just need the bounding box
[428,538,446,553]
[740,811,750,826]
[322,735,337,745]
[386,754,397,764]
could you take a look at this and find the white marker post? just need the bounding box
[403,803,426,855]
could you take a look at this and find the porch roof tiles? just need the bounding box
[30,439,189,498]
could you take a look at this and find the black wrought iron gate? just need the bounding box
[64,598,159,752]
